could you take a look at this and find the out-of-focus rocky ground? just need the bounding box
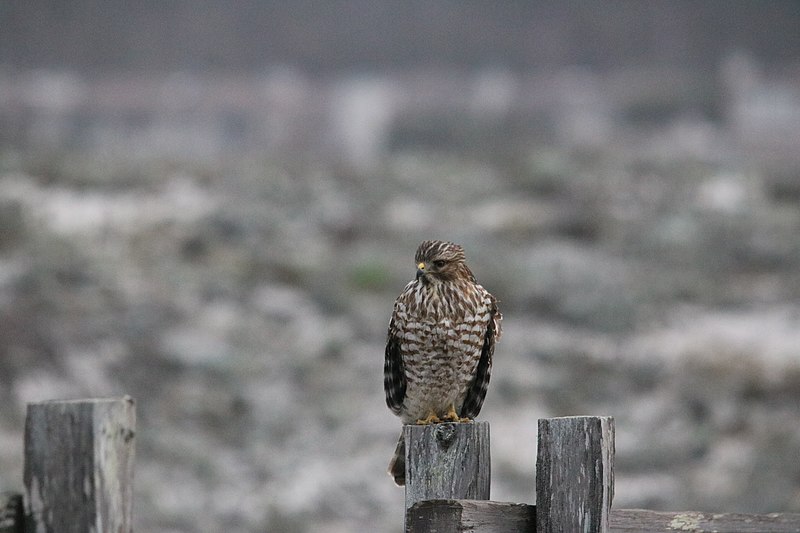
[1,56,800,532]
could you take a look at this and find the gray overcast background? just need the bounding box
[3,1,800,72]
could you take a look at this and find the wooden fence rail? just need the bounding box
[405,415,800,533]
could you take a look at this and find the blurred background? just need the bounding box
[2,1,800,531]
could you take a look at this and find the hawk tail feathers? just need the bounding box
[388,433,405,486]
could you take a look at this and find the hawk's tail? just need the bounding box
[388,433,405,486]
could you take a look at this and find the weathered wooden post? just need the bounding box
[0,492,23,533]
[24,397,136,533]
[536,415,614,533]
[404,422,490,530]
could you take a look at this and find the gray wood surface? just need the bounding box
[536,416,615,533]
[402,414,800,533]
[610,509,800,532]
[0,493,23,533]
[404,422,490,514]
[407,499,535,533]
[24,397,136,533]
[406,501,800,533]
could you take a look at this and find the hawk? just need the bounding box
[384,240,502,486]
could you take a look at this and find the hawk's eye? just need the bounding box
[432,260,446,268]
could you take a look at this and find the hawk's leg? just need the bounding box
[442,403,472,423]
[416,411,442,425]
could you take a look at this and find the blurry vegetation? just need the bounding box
[349,260,392,292]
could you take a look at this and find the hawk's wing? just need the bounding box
[460,301,500,419]
[384,316,406,415]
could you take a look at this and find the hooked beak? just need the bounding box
[415,262,426,281]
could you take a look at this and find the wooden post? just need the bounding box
[0,493,23,533]
[404,422,490,529]
[536,416,614,533]
[24,397,136,533]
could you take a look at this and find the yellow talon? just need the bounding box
[442,404,472,423]
[416,412,442,425]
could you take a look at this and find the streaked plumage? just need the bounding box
[384,240,501,485]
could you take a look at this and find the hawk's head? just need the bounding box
[414,240,473,284]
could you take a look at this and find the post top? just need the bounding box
[27,396,135,407]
